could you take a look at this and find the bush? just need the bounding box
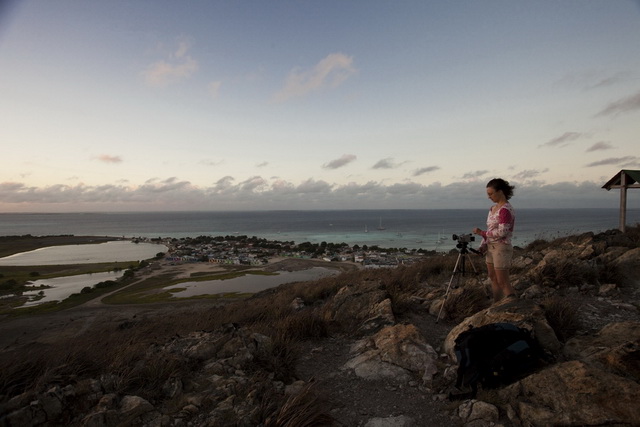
[542,296,580,342]
[443,286,489,322]
[533,259,597,289]
[263,382,333,427]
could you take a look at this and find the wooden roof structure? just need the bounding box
[602,169,640,232]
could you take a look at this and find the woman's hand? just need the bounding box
[472,227,483,236]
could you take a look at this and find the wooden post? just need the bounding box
[619,172,627,232]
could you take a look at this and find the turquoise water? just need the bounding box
[0,209,638,251]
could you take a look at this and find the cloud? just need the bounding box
[199,159,225,167]
[96,154,122,164]
[323,154,357,170]
[539,132,583,148]
[586,75,626,90]
[585,156,639,167]
[1,177,636,211]
[139,177,192,193]
[512,169,548,181]
[240,176,267,192]
[372,158,402,169]
[413,166,440,177]
[273,53,357,102]
[462,170,489,180]
[142,39,198,87]
[208,81,222,98]
[256,161,269,168]
[586,141,614,152]
[596,90,640,117]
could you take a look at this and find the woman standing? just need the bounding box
[473,178,516,302]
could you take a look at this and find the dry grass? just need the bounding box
[541,296,581,343]
[443,286,489,322]
[531,259,598,289]
[263,382,334,427]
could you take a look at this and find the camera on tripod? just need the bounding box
[452,233,475,243]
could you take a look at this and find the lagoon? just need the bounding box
[21,270,124,306]
[0,241,167,266]
[165,267,338,297]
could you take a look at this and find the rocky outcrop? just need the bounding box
[323,279,396,335]
[498,359,640,425]
[343,323,438,384]
[1,327,292,426]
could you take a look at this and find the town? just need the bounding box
[135,235,439,269]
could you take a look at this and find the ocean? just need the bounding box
[1,209,638,251]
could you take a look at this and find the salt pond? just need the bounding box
[21,270,124,307]
[165,267,338,297]
[0,241,167,266]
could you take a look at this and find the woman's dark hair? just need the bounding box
[487,178,515,200]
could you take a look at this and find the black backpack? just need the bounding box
[450,322,543,400]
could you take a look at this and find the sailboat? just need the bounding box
[364,224,368,233]
[377,217,386,230]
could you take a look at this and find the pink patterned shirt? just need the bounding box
[481,202,515,246]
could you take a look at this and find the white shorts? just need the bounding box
[485,243,513,270]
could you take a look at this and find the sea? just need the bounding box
[1,209,639,252]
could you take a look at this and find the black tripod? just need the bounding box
[436,241,480,323]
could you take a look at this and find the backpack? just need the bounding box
[450,322,543,400]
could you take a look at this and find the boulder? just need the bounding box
[563,321,640,381]
[498,360,640,426]
[457,399,499,425]
[325,280,395,334]
[343,324,438,383]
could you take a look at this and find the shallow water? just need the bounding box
[165,267,338,297]
[0,241,167,266]
[21,270,124,306]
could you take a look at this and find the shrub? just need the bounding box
[525,238,551,252]
[533,259,597,289]
[443,286,489,322]
[263,382,333,427]
[541,296,580,342]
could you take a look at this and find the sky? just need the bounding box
[1,0,640,212]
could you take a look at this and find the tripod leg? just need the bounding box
[436,252,462,323]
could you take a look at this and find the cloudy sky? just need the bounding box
[1,0,639,212]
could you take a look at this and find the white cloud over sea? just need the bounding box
[0,178,634,213]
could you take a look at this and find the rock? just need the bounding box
[563,321,640,381]
[343,324,438,384]
[372,323,438,381]
[498,360,640,425]
[457,399,499,424]
[598,283,617,296]
[291,297,305,310]
[364,415,414,426]
[119,395,154,422]
[325,281,392,335]
[357,298,395,335]
[519,284,545,299]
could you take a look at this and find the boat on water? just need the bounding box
[377,217,386,230]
